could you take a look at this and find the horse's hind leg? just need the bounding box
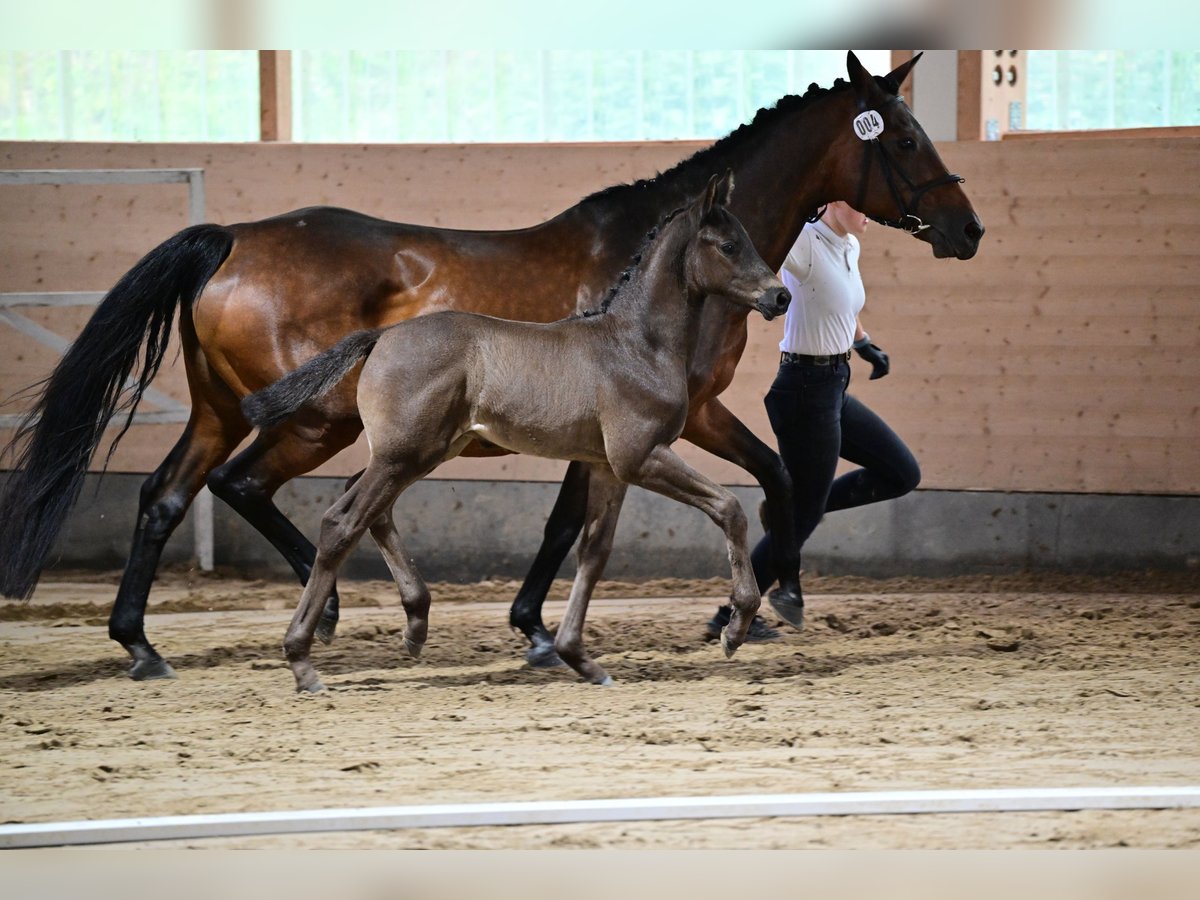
[553,466,627,685]
[622,444,760,658]
[110,399,249,680]
[509,460,590,669]
[283,458,411,693]
[366,505,431,660]
[206,416,362,645]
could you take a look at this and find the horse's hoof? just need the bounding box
[296,678,326,694]
[128,657,177,681]
[315,614,339,646]
[594,675,615,686]
[404,637,424,659]
[768,587,805,631]
[526,643,568,669]
[720,628,741,659]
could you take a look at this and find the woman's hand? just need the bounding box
[852,336,890,380]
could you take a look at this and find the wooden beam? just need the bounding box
[1004,124,1200,140]
[258,50,292,142]
[956,50,983,141]
[959,50,1027,141]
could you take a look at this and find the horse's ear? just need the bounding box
[885,51,922,95]
[700,170,734,219]
[701,172,721,217]
[716,169,735,207]
[847,50,874,99]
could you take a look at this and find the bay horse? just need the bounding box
[242,173,788,690]
[0,52,983,679]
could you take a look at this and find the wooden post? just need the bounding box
[890,50,916,96]
[258,50,292,142]
[958,50,1026,141]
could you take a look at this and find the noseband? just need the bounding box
[852,97,965,235]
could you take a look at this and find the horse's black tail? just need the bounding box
[0,224,234,600]
[241,329,385,432]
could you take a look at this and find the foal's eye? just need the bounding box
[719,241,737,256]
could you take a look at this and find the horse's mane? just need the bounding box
[574,204,688,320]
[579,78,855,207]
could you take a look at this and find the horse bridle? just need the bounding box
[851,96,965,235]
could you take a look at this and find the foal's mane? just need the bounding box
[580,78,855,208]
[575,204,688,319]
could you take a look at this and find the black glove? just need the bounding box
[852,336,890,380]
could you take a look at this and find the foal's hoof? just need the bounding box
[720,628,741,659]
[594,675,615,687]
[128,657,178,681]
[526,642,567,669]
[403,636,424,659]
[295,677,326,694]
[315,612,339,646]
[768,587,806,631]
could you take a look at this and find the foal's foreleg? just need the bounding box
[283,461,407,693]
[553,467,627,685]
[367,506,431,660]
[682,398,802,607]
[624,445,760,657]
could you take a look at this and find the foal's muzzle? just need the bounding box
[757,286,791,321]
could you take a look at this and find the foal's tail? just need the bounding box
[0,224,234,600]
[241,329,385,432]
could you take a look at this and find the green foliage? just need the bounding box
[1026,50,1199,130]
[6,50,1191,143]
[0,51,258,141]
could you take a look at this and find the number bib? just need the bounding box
[853,110,884,141]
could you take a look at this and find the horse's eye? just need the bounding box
[898,137,917,150]
[719,241,737,256]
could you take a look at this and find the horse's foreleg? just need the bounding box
[366,505,431,660]
[681,398,803,612]
[623,444,761,658]
[110,413,247,680]
[553,467,627,685]
[206,419,361,645]
[283,459,407,693]
[509,460,591,668]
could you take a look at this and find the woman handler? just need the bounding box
[706,201,920,640]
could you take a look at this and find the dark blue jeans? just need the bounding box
[750,358,920,591]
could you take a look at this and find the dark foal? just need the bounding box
[241,174,790,691]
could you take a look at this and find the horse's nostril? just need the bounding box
[965,220,985,241]
[776,289,791,309]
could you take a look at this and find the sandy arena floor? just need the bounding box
[1,570,1197,849]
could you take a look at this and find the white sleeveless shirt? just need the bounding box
[778,219,865,356]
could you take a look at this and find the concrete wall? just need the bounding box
[39,473,1200,581]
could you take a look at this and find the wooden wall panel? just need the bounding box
[2,136,1197,495]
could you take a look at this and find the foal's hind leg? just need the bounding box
[366,506,432,660]
[284,458,411,693]
[621,445,760,657]
[206,415,362,645]
[553,467,627,685]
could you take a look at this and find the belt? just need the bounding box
[780,351,851,366]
